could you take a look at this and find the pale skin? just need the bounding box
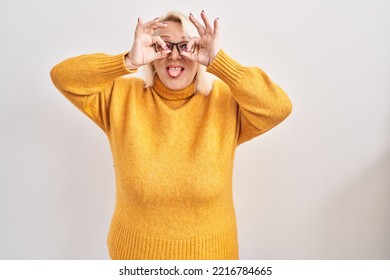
[125,11,220,90]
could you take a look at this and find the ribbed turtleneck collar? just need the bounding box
[152,76,195,101]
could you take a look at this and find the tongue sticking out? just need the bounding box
[167,67,183,78]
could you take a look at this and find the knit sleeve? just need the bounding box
[50,53,136,132]
[206,50,292,145]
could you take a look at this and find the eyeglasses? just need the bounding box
[154,41,196,53]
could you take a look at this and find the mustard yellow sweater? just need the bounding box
[50,50,292,260]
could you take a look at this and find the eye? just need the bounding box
[165,42,174,50]
[178,42,188,50]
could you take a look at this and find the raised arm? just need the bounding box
[50,16,171,95]
[50,17,171,132]
[207,50,292,145]
[182,11,292,145]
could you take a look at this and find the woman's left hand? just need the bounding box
[180,11,220,67]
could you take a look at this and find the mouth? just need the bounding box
[167,66,185,78]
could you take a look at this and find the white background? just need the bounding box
[1,0,389,259]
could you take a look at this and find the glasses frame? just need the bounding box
[153,41,196,54]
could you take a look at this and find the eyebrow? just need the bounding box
[160,35,188,40]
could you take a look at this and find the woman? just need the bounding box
[50,10,292,260]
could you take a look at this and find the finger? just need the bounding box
[185,37,200,53]
[213,18,219,38]
[200,11,213,34]
[144,21,167,33]
[154,49,171,60]
[136,18,162,31]
[135,17,143,32]
[180,51,198,62]
[152,36,168,50]
[152,23,168,30]
[143,17,160,28]
[189,13,206,35]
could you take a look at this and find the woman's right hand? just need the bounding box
[125,17,171,69]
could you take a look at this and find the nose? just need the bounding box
[168,46,182,60]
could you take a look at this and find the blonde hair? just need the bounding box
[142,11,214,95]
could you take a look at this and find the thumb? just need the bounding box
[155,49,171,60]
[180,51,197,62]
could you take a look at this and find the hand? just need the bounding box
[126,17,171,69]
[181,11,221,67]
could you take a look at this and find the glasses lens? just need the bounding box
[155,42,172,52]
[179,42,196,53]
[165,42,173,51]
[177,42,188,52]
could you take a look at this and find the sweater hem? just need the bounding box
[107,218,239,260]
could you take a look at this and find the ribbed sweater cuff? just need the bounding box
[98,52,136,79]
[206,49,246,87]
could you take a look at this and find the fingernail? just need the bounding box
[202,10,205,13]
[137,17,140,22]
[189,13,193,16]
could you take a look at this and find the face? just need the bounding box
[153,21,199,91]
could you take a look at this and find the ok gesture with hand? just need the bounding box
[181,11,221,67]
[126,17,171,69]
